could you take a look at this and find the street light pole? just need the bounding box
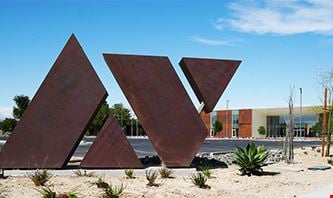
[300,88,303,138]
[226,100,229,138]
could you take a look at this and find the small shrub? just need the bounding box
[124,169,135,179]
[28,170,52,186]
[199,166,213,179]
[317,148,321,153]
[190,172,210,189]
[328,158,333,165]
[102,183,125,198]
[159,168,173,178]
[36,187,78,198]
[73,169,95,177]
[234,143,269,176]
[304,151,308,155]
[145,169,158,186]
[311,146,316,150]
[58,191,79,198]
[257,126,266,136]
[36,187,56,198]
[91,177,109,188]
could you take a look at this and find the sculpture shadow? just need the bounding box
[140,155,228,169]
[191,156,228,170]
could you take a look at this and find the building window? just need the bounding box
[266,114,317,137]
[210,111,217,137]
[232,110,239,137]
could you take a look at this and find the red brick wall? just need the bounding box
[216,110,232,138]
[238,109,252,137]
[200,109,252,138]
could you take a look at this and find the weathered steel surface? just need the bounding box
[103,54,207,167]
[179,58,241,113]
[81,115,142,168]
[0,34,107,169]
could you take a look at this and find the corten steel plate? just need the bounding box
[103,54,207,167]
[179,58,241,113]
[0,34,107,169]
[80,115,142,168]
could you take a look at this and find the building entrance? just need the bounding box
[232,129,238,138]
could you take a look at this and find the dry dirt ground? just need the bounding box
[0,147,332,198]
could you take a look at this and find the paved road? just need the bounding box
[0,137,321,158]
[72,137,321,158]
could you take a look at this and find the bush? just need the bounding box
[159,168,173,178]
[73,169,95,177]
[36,187,78,198]
[198,165,213,179]
[102,183,125,198]
[257,126,266,136]
[190,172,210,189]
[28,170,52,186]
[328,158,333,165]
[36,187,55,198]
[124,169,135,179]
[145,169,158,186]
[91,177,109,188]
[234,143,269,176]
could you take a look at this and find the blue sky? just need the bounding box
[1,0,333,119]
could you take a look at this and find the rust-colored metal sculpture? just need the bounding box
[0,34,107,169]
[80,115,142,168]
[103,54,207,167]
[179,58,241,113]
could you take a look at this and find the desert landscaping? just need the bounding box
[0,146,332,198]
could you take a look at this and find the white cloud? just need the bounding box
[0,107,12,120]
[191,36,232,46]
[215,0,333,35]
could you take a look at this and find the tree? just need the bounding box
[86,101,110,136]
[318,70,333,156]
[0,118,17,132]
[13,95,30,119]
[257,126,266,136]
[110,103,132,131]
[283,86,295,164]
[212,120,223,137]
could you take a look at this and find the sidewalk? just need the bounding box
[301,183,333,198]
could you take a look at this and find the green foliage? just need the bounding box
[159,168,173,178]
[102,183,125,198]
[257,126,266,136]
[124,169,135,179]
[73,169,95,177]
[66,190,79,198]
[36,187,56,198]
[311,122,321,137]
[91,177,109,188]
[200,166,213,179]
[190,172,210,189]
[145,169,158,186]
[86,101,110,136]
[28,170,52,186]
[212,120,223,136]
[110,103,131,128]
[0,118,17,132]
[13,95,30,119]
[36,187,78,198]
[234,143,269,176]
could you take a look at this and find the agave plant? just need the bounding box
[234,143,269,176]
